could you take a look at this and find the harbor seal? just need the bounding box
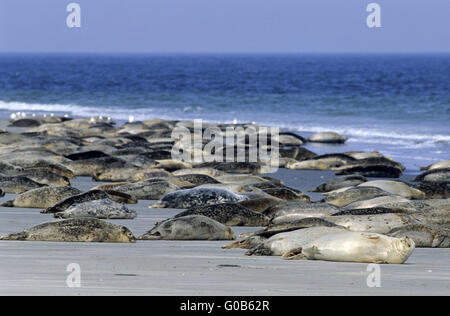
[41,189,131,214]
[150,187,248,209]
[420,160,450,171]
[21,170,70,186]
[358,180,425,199]
[1,186,82,208]
[138,215,235,240]
[310,175,367,193]
[413,168,450,183]
[387,224,450,248]
[343,195,411,209]
[246,226,347,256]
[9,159,75,179]
[335,165,402,178]
[54,199,137,219]
[269,202,342,224]
[411,183,450,199]
[0,175,45,194]
[324,213,413,234]
[173,203,270,226]
[286,232,415,264]
[323,186,393,207]
[286,159,329,171]
[308,132,348,144]
[0,218,136,243]
[114,179,180,200]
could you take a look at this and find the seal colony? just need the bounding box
[0,115,449,265]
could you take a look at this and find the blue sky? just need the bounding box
[0,0,449,53]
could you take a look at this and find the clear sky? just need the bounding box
[0,0,449,53]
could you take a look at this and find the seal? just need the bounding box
[64,157,132,176]
[0,218,136,243]
[308,132,348,144]
[173,203,270,226]
[269,202,342,224]
[420,160,450,171]
[412,183,450,199]
[286,232,415,264]
[343,195,411,210]
[213,162,272,174]
[9,159,75,179]
[42,189,132,214]
[174,174,220,186]
[150,187,248,209]
[387,224,450,248]
[237,196,280,213]
[245,226,347,256]
[172,168,226,178]
[138,215,236,240]
[1,186,82,208]
[310,175,367,193]
[0,175,45,194]
[335,165,402,178]
[114,179,180,200]
[286,159,329,171]
[323,186,393,207]
[21,170,70,186]
[358,180,425,199]
[413,168,450,183]
[54,199,137,219]
[325,213,413,234]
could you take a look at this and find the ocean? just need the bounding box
[0,53,448,172]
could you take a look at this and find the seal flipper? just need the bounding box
[1,200,14,207]
[432,235,446,248]
[0,231,28,241]
[282,247,307,260]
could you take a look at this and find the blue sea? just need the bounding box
[0,54,448,172]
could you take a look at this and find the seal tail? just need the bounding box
[281,247,307,260]
[1,200,14,207]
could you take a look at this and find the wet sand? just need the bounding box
[1,173,449,296]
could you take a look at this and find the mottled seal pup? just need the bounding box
[138,215,235,240]
[0,218,136,243]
